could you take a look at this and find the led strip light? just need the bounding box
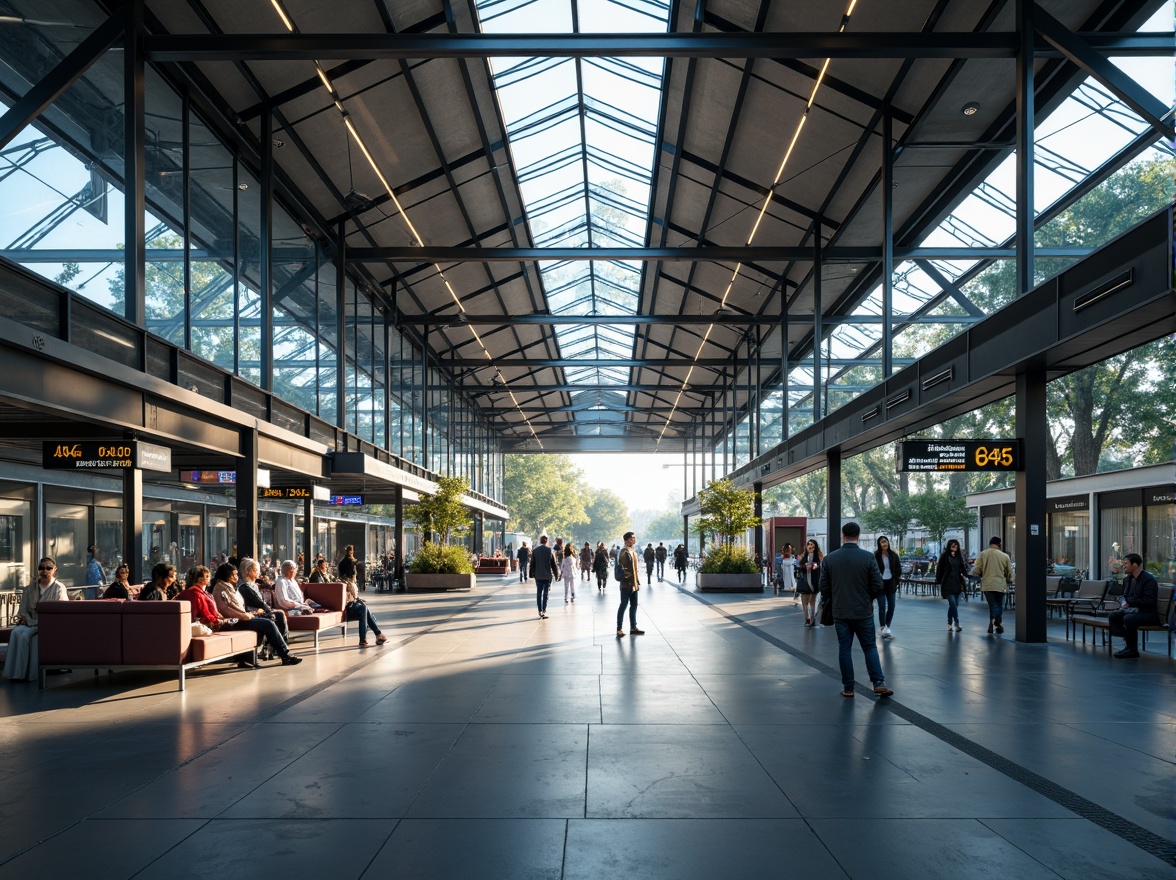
[269,0,544,449]
[657,0,860,443]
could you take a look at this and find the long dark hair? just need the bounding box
[875,535,896,568]
[805,539,823,562]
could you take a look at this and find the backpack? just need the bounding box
[614,550,625,582]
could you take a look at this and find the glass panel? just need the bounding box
[1049,511,1088,576]
[45,502,87,587]
[272,204,317,412]
[95,505,124,581]
[1145,502,1175,584]
[317,258,338,423]
[0,497,33,593]
[1100,505,1140,580]
[143,67,185,343]
[236,168,262,384]
[188,111,236,370]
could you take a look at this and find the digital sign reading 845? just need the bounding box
[897,439,1023,472]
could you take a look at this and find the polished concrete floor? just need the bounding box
[1,574,1172,879]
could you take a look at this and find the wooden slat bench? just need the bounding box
[1070,584,1174,657]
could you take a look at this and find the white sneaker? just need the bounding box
[948,623,954,632]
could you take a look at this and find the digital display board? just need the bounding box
[897,439,1023,472]
[328,495,364,506]
[44,441,171,472]
[259,487,313,499]
[180,470,237,484]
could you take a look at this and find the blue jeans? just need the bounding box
[519,562,528,582]
[946,592,960,624]
[985,591,1004,625]
[617,587,638,629]
[877,579,897,627]
[834,617,885,689]
[535,579,551,613]
[346,601,382,641]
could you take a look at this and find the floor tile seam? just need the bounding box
[358,817,402,879]
[671,581,1176,867]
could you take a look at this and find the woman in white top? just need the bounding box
[560,544,577,603]
[780,543,797,602]
[4,557,68,681]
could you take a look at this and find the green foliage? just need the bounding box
[503,454,587,537]
[698,544,758,575]
[696,479,760,546]
[408,541,473,575]
[412,476,472,546]
[860,494,917,550]
[910,491,977,550]
[644,508,684,543]
[580,488,631,543]
[765,470,826,518]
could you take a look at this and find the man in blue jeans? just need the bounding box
[616,531,644,637]
[818,521,892,698]
[529,536,559,619]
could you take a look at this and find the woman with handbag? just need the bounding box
[345,580,387,647]
[797,539,823,627]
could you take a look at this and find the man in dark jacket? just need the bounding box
[818,522,892,698]
[1110,553,1160,658]
[529,536,559,619]
[517,542,530,583]
[617,532,644,637]
[655,542,667,580]
[643,543,656,582]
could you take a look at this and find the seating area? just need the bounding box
[473,558,510,576]
[1070,584,1175,657]
[35,598,257,691]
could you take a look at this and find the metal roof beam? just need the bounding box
[351,245,1090,262]
[143,32,1172,62]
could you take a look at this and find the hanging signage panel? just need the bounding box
[44,441,137,470]
[328,495,364,506]
[897,439,1023,472]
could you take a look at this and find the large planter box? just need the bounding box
[697,573,764,593]
[406,572,476,592]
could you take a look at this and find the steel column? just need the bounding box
[123,468,144,586]
[236,429,259,560]
[1014,370,1048,642]
[259,110,274,392]
[394,485,405,590]
[813,224,823,422]
[826,450,842,552]
[882,111,894,378]
[124,0,146,328]
[1015,0,1035,296]
[336,223,347,429]
[181,90,192,352]
[753,480,763,567]
[302,495,313,577]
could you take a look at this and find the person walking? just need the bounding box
[643,542,656,583]
[655,542,667,580]
[579,542,593,582]
[517,542,530,583]
[797,539,823,626]
[818,522,892,698]
[616,531,644,636]
[530,536,559,619]
[874,536,901,639]
[561,544,577,604]
[935,539,967,632]
[593,542,609,592]
[972,536,1013,635]
[780,543,797,603]
[673,543,688,583]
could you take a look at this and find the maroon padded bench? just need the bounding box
[37,599,258,691]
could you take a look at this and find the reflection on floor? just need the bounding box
[1,575,1172,879]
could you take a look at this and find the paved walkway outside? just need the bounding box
[1,573,1172,879]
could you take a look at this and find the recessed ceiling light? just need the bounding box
[237,182,248,190]
[272,138,284,147]
[961,102,980,116]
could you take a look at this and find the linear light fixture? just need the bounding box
[268,0,543,449]
[658,0,860,443]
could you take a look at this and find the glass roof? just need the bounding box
[475,0,672,435]
[809,1,1175,419]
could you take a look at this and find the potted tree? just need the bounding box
[695,479,763,592]
[406,476,476,591]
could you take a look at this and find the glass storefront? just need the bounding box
[1144,490,1175,584]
